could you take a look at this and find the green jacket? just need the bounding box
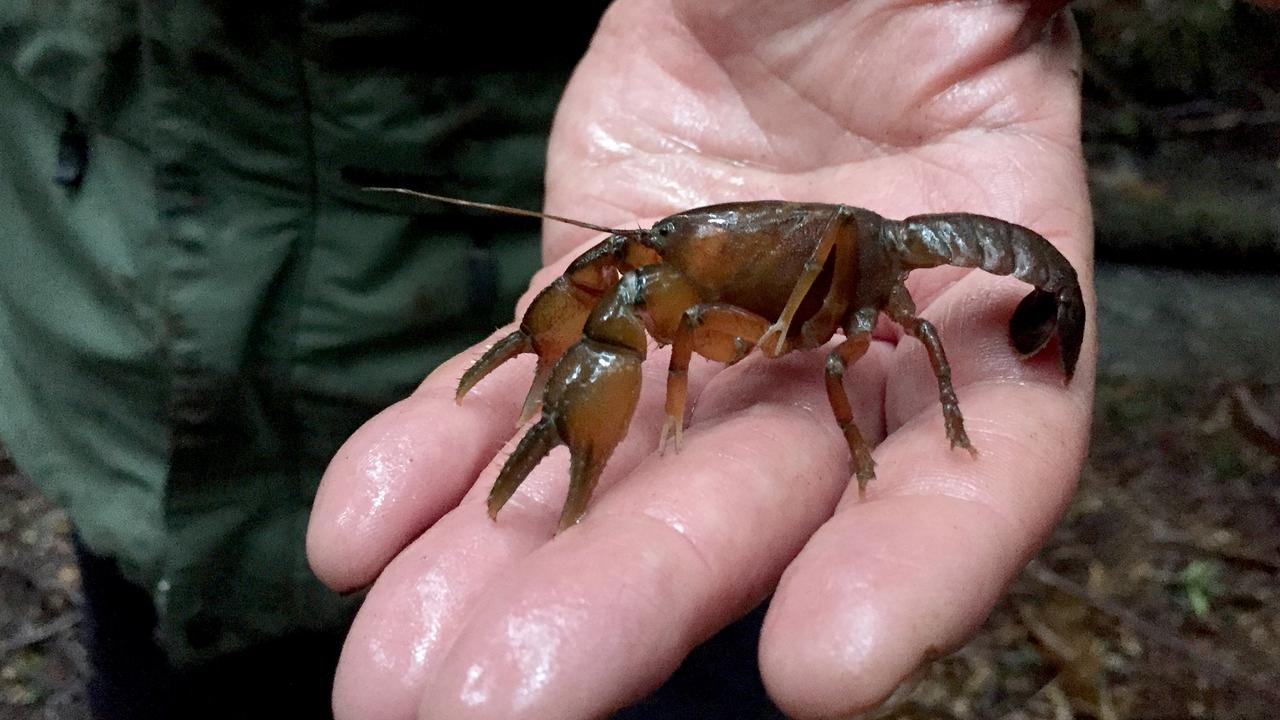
[0,1,597,664]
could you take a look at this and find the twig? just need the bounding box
[1023,560,1280,704]
[41,686,87,720]
[1082,57,1142,109]
[1171,109,1280,134]
[873,700,969,720]
[1150,536,1280,573]
[0,441,15,475]
[1229,384,1280,457]
[1106,485,1280,572]
[0,611,81,657]
[0,558,46,588]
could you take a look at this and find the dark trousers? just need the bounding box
[75,536,784,719]
[74,537,343,720]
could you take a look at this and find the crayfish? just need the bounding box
[374,188,1086,531]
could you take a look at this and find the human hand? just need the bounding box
[307,1,1096,718]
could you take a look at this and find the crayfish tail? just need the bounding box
[1010,281,1085,382]
[456,330,533,404]
[1056,282,1086,382]
[893,213,1086,383]
[488,417,559,520]
[1010,289,1057,357]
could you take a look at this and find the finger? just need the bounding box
[759,381,1091,718]
[331,350,728,720]
[415,345,891,720]
[331,509,547,720]
[759,271,1096,718]
[307,328,530,592]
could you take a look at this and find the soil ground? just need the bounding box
[0,449,87,718]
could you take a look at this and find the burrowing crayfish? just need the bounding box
[374,188,1085,531]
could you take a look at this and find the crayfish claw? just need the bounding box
[558,449,607,532]
[488,417,559,520]
[457,330,533,404]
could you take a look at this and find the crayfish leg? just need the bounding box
[657,416,683,456]
[758,217,838,355]
[661,303,773,454]
[885,287,976,457]
[824,329,877,495]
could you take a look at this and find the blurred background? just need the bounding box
[3,1,1278,717]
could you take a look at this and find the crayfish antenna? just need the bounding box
[360,186,642,238]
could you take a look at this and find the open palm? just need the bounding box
[308,1,1095,718]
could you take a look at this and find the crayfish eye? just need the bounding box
[656,221,675,237]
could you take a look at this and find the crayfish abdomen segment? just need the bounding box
[891,214,1085,379]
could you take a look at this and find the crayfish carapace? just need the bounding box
[372,188,1086,531]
